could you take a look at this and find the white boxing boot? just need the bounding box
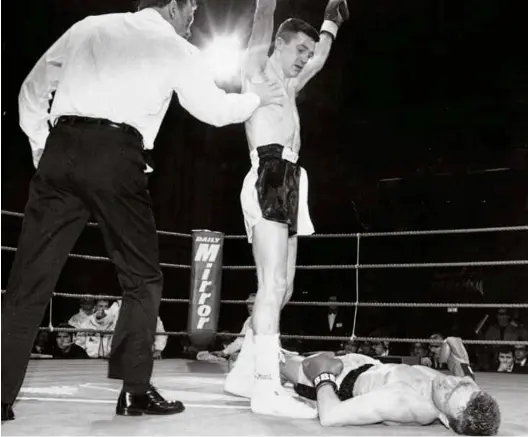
[250,334,318,419]
[224,327,255,398]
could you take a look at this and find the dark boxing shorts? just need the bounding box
[293,363,375,401]
[255,144,301,237]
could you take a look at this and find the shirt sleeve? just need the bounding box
[172,50,261,127]
[18,23,78,168]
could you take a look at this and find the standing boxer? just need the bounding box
[1,0,283,421]
[224,0,349,418]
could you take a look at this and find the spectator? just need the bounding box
[372,340,390,357]
[427,333,446,369]
[68,298,95,328]
[53,324,89,359]
[31,331,53,356]
[310,295,349,351]
[339,339,359,354]
[483,309,528,370]
[496,347,515,373]
[411,342,429,360]
[75,299,116,358]
[358,342,375,356]
[209,293,256,361]
[513,345,528,374]
[485,309,527,341]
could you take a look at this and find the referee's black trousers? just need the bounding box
[1,121,163,403]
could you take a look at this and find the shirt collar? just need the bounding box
[135,8,177,36]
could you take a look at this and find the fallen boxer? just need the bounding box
[280,337,500,435]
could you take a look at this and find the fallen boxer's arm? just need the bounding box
[316,382,437,427]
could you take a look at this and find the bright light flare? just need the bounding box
[203,35,243,83]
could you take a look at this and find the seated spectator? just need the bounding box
[53,324,89,359]
[513,345,528,374]
[210,293,255,360]
[31,331,53,356]
[372,340,390,357]
[75,298,116,358]
[483,309,528,369]
[427,333,446,369]
[496,346,515,373]
[358,341,374,356]
[68,298,95,328]
[338,339,359,355]
[411,342,429,361]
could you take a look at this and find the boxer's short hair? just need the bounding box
[138,0,188,10]
[449,391,501,436]
[275,18,320,44]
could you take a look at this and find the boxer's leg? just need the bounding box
[225,235,298,398]
[225,219,286,399]
[281,235,298,309]
[224,325,255,397]
[252,217,288,351]
[250,219,316,418]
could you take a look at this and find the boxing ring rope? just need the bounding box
[3,245,527,270]
[4,209,528,239]
[2,209,528,347]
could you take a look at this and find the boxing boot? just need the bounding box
[250,334,318,419]
[439,337,475,380]
[224,327,256,398]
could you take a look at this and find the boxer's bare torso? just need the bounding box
[243,57,301,155]
[335,355,446,426]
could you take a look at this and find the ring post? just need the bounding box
[187,230,224,350]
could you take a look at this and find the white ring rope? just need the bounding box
[31,326,528,347]
[4,246,525,270]
[3,209,527,239]
[2,290,526,309]
[3,209,527,348]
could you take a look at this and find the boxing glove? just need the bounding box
[439,337,475,380]
[324,0,350,28]
[302,352,344,388]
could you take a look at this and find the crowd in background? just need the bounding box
[31,297,168,360]
[28,292,528,375]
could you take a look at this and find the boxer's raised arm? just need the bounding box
[293,33,334,93]
[242,0,277,78]
[294,0,349,93]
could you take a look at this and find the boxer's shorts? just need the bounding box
[240,144,314,243]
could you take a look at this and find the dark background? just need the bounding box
[2,0,528,355]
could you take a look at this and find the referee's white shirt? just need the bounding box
[19,8,261,167]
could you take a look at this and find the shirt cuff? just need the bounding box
[320,20,339,39]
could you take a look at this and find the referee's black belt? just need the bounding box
[54,115,143,143]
